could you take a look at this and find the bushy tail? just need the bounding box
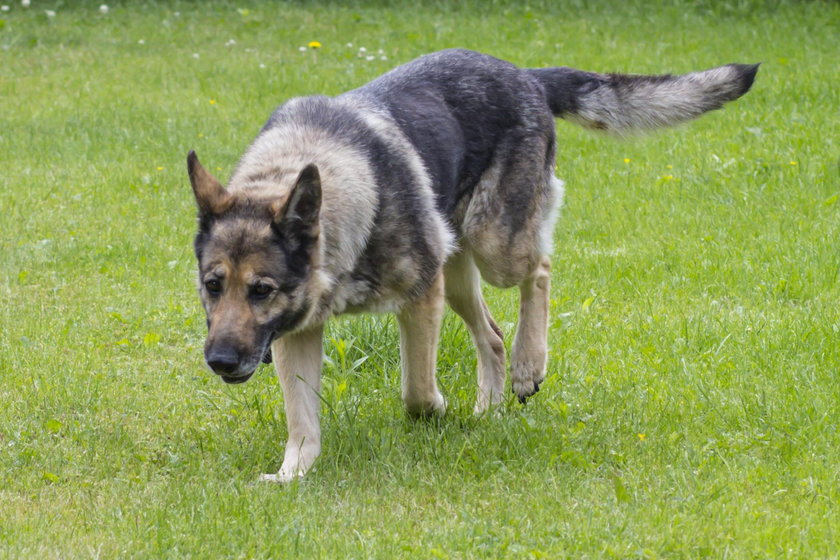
[528,63,759,136]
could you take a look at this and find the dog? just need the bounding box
[187,49,757,482]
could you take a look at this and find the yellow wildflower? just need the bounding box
[308,41,322,49]
[637,433,646,441]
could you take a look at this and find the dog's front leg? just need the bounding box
[259,324,324,483]
[397,272,447,416]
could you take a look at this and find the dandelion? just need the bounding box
[789,161,798,166]
[637,433,646,441]
[209,99,216,105]
[307,41,321,49]
[661,174,675,181]
[623,158,631,164]
[666,164,673,169]
[156,166,165,171]
[99,4,108,14]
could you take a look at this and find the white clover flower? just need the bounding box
[365,55,374,61]
[225,39,236,47]
[346,42,353,48]
[138,39,145,45]
[298,46,306,52]
[380,56,387,61]
[259,63,266,69]
[45,9,56,17]
[192,53,200,59]
[1,6,10,12]
[358,46,367,53]
[99,4,108,14]
[21,0,30,7]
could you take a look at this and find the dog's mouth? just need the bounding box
[204,335,274,385]
[220,372,254,384]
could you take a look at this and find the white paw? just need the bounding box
[511,360,545,403]
[473,387,505,415]
[405,391,447,418]
[258,467,304,484]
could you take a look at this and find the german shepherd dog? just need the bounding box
[187,49,757,482]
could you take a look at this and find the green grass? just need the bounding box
[1,0,839,557]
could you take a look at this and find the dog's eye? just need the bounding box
[250,282,274,300]
[205,279,222,295]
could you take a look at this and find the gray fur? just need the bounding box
[530,62,759,135]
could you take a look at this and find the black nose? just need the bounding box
[206,347,241,375]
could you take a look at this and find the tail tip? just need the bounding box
[730,63,760,97]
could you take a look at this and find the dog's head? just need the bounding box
[187,151,321,383]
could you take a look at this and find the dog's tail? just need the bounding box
[528,63,758,136]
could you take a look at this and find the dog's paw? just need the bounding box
[511,360,545,404]
[405,392,447,418]
[473,387,505,415]
[258,468,304,484]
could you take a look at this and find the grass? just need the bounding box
[1,0,839,557]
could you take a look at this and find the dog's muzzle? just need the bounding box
[205,346,258,383]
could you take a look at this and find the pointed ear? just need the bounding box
[271,164,322,236]
[187,150,232,217]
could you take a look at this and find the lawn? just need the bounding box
[1,0,838,557]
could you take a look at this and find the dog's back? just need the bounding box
[347,49,555,217]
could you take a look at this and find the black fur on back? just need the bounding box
[348,49,556,218]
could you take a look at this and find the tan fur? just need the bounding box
[510,256,552,400]
[259,325,324,483]
[397,271,448,416]
[444,250,506,413]
[189,153,233,215]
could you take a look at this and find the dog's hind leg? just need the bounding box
[466,157,564,404]
[510,255,551,402]
[508,175,564,402]
[444,250,506,413]
[259,324,324,483]
[397,271,447,417]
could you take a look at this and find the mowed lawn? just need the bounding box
[1,0,838,557]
